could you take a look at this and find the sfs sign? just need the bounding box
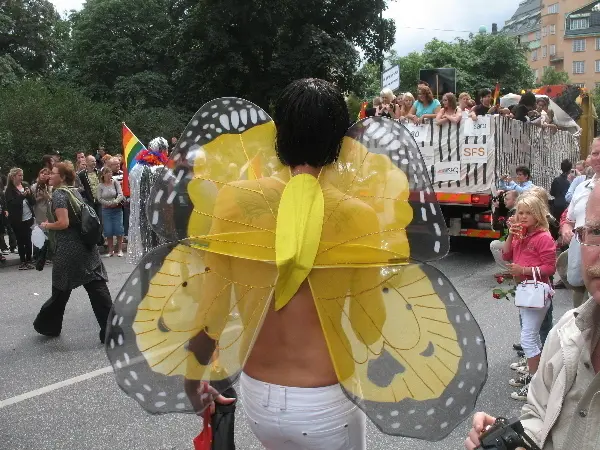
[461,143,488,163]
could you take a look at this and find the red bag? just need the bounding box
[193,410,213,450]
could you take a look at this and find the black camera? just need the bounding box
[477,417,541,450]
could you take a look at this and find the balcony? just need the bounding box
[550,52,564,62]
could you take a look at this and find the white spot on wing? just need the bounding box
[249,108,258,124]
[240,108,248,125]
[231,111,240,129]
[167,191,177,205]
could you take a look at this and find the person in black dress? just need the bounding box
[5,168,35,269]
[34,162,113,343]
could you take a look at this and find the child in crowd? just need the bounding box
[502,194,557,401]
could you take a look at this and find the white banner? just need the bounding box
[404,123,430,142]
[464,116,491,137]
[419,142,435,167]
[382,65,400,91]
[434,161,461,182]
[461,141,489,163]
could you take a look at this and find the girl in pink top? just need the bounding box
[502,195,556,400]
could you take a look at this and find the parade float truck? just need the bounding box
[403,114,580,240]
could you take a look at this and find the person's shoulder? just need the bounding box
[534,229,556,244]
[433,99,441,106]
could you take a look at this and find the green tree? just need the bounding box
[0,80,116,176]
[539,67,570,86]
[120,105,190,145]
[353,63,381,100]
[0,0,65,77]
[172,0,395,110]
[68,0,176,107]
[386,33,534,98]
[389,51,428,95]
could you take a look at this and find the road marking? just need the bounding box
[0,365,113,409]
[0,323,245,409]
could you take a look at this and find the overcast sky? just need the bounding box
[50,0,522,56]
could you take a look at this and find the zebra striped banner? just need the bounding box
[405,116,580,193]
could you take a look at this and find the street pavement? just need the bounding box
[0,238,575,449]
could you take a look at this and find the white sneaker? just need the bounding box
[510,357,527,370]
[516,365,529,375]
[509,373,532,388]
[104,252,114,258]
[510,383,529,401]
[117,251,124,257]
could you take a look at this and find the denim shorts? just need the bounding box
[102,207,124,237]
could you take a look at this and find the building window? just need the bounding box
[574,83,585,88]
[573,39,587,52]
[550,24,556,35]
[596,82,600,89]
[542,26,547,37]
[532,50,538,61]
[596,60,600,72]
[534,69,539,80]
[596,37,600,50]
[571,18,589,30]
[542,46,547,57]
[550,44,556,55]
[573,61,585,74]
[535,30,541,40]
[548,3,558,14]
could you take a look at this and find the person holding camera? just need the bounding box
[5,167,35,269]
[97,166,125,257]
[499,166,534,194]
[375,88,399,119]
[466,180,600,450]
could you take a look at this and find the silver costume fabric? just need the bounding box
[127,164,164,264]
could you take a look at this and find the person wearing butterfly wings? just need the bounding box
[105,79,487,449]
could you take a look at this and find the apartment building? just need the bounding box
[503,0,600,90]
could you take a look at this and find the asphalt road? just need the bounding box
[0,238,574,450]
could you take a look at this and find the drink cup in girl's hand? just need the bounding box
[520,225,528,238]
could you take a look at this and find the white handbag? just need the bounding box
[514,267,553,309]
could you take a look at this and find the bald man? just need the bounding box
[466,179,600,450]
[79,155,101,214]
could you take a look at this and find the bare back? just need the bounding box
[244,279,338,387]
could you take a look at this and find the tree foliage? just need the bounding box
[539,67,570,86]
[0,0,66,80]
[0,80,115,176]
[171,0,395,110]
[68,0,176,106]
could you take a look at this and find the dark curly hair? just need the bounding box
[274,78,349,167]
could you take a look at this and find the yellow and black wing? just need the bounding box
[309,117,487,440]
[105,98,282,414]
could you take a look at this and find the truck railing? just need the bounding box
[398,115,580,194]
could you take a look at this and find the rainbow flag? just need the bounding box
[122,123,146,197]
[358,101,368,120]
[492,83,501,106]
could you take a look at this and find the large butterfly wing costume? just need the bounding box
[105,98,487,441]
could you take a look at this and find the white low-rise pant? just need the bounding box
[520,302,551,358]
[239,372,366,450]
[490,239,509,271]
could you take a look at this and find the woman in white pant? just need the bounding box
[240,373,365,449]
[502,195,557,401]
